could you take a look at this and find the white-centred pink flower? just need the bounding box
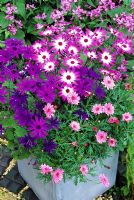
[40,164,53,175]
[70,121,80,131]
[122,112,133,122]
[96,130,107,144]
[99,174,110,187]
[43,103,55,119]
[80,164,89,176]
[51,169,64,184]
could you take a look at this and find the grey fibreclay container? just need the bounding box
[18,152,119,200]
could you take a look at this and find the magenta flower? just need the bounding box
[99,49,115,67]
[51,169,64,183]
[96,130,107,144]
[99,174,110,188]
[103,103,114,116]
[80,164,89,176]
[108,138,117,147]
[122,112,133,122]
[70,121,80,132]
[40,164,53,175]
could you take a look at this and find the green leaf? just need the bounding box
[0,12,10,29]
[2,80,15,90]
[13,29,25,39]
[16,0,26,18]
[15,126,27,137]
[107,6,125,17]
[87,0,95,7]
[123,0,131,6]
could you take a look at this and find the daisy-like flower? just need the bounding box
[84,50,97,60]
[52,36,67,51]
[96,130,107,144]
[43,103,55,119]
[28,116,48,138]
[59,69,78,85]
[32,42,42,52]
[115,38,133,54]
[70,121,80,131]
[108,117,119,125]
[93,28,106,40]
[80,164,89,176]
[99,174,110,188]
[59,85,74,100]
[99,49,115,67]
[67,44,79,55]
[42,60,56,72]
[108,138,117,147]
[64,56,82,68]
[79,35,92,48]
[51,169,64,184]
[37,50,51,64]
[102,76,115,90]
[39,29,53,36]
[40,164,53,175]
[91,104,103,115]
[103,103,114,116]
[67,91,80,105]
[122,112,133,122]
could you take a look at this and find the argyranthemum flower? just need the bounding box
[102,76,115,90]
[99,174,110,188]
[99,49,115,67]
[51,169,64,184]
[59,85,74,100]
[84,50,97,60]
[67,43,80,55]
[96,130,107,144]
[108,138,117,147]
[103,103,114,116]
[42,60,56,72]
[70,121,80,131]
[67,91,80,105]
[122,112,133,122]
[40,164,53,175]
[28,116,48,138]
[43,103,55,119]
[37,49,51,64]
[91,104,103,115]
[80,164,89,176]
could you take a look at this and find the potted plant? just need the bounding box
[0,1,133,200]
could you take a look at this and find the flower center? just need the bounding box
[36,125,41,129]
[58,42,63,46]
[71,61,75,64]
[104,56,108,60]
[84,39,88,43]
[66,75,71,80]
[66,89,70,93]
[42,55,46,59]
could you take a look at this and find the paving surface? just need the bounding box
[0,141,112,200]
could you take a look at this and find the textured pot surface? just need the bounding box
[18,152,119,200]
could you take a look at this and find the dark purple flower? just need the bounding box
[47,118,60,130]
[7,64,21,82]
[37,85,55,103]
[14,109,32,127]
[28,116,48,138]
[18,135,36,149]
[43,139,57,154]
[0,124,4,135]
[95,86,106,99]
[10,90,27,110]
[74,109,89,120]
[26,62,41,78]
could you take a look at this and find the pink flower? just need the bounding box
[72,141,78,146]
[96,130,107,144]
[40,164,53,175]
[122,112,133,122]
[80,164,89,176]
[67,92,80,105]
[108,117,119,125]
[51,169,64,184]
[108,138,117,147]
[70,121,80,131]
[103,103,114,116]
[91,104,103,115]
[43,103,55,119]
[99,174,110,187]
[102,76,115,90]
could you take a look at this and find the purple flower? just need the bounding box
[74,109,89,120]
[0,124,4,135]
[95,86,106,100]
[5,38,24,57]
[28,116,48,139]
[18,135,36,149]
[10,90,27,110]
[47,118,60,130]
[14,109,32,127]
[43,139,57,154]
[37,85,55,103]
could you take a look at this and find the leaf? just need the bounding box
[15,126,27,137]
[107,6,125,17]
[16,0,26,18]
[87,0,96,7]
[2,80,15,89]
[123,0,131,6]
[0,12,10,29]
[13,29,25,39]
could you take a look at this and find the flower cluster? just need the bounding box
[0,22,133,187]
